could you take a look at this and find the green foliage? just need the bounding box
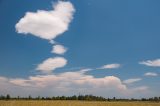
[6,94,10,100]
[0,94,160,102]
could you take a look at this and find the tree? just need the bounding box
[6,94,10,100]
[0,95,5,100]
[71,95,77,100]
[113,97,116,101]
[28,95,32,100]
[154,97,158,101]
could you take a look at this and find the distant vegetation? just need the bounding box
[0,94,160,102]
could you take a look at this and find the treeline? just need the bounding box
[0,94,106,101]
[0,94,160,102]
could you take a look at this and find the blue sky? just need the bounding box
[0,0,160,98]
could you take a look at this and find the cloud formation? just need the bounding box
[123,78,142,84]
[36,57,67,73]
[98,64,121,69]
[15,1,76,74]
[11,69,126,90]
[15,1,75,40]
[51,45,67,55]
[139,59,160,67]
[144,72,158,77]
[11,1,152,98]
[2,69,148,97]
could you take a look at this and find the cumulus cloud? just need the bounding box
[51,44,67,55]
[10,0,152,98]
[0,69,149,97]
[139,59,160,67]
[9,69,127,97]
[15,1,75,74]
[123,78,142,84]
[98,64,121,69]
[15,1,75,40]
[10,70,125,89]
[144,72,158,77]
[36,57,67,73]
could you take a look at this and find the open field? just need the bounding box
[0,101,159,106]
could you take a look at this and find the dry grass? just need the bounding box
[0,100,159,106]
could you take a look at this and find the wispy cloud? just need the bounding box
[144,72,158,77]
[123,78,142,84]
[15,1,75,41]
[36,57,67,74]
[139,59,160,67]
[129,86,149,94]
[98,64,121,69]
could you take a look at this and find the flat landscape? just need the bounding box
[0,101,159,106]
[0,1,160,106]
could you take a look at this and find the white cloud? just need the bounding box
[144,72,158,77]
[51,45,67,55]
[123,78,142,84]
[36,57,67,73]
[98,64,121,69]
[49,40,56,44]
[10,78,32,87]
[9,69,127,97]
[0,69,151,98]
[128,86,149,96]
[0,76,8,82]
[10,0,153,98]
[15,1,75,40]
[139,59,160,67]
[132,86,148,92]
[15,1,73,74]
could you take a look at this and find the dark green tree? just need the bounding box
[6,94,10,100]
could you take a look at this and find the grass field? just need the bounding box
[0,100,159,106]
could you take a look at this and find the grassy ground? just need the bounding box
[0,100,159,106]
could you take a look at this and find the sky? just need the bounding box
[0,0,160,98]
